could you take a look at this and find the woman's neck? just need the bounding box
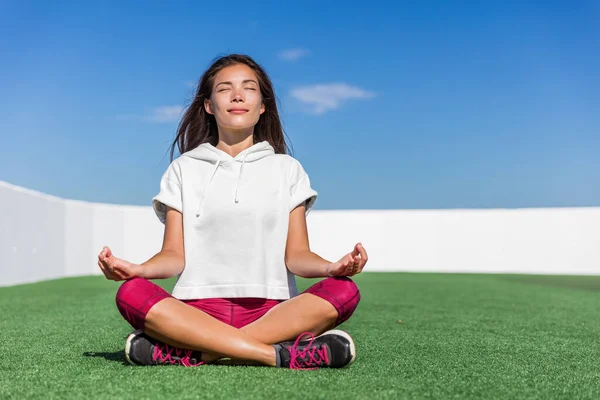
[216,129,254,158]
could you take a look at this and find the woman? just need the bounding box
[97,54,368,370]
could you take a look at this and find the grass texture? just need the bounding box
[1,272,599,399]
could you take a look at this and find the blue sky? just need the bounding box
[1,1,598,210]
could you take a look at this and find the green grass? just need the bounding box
[1,273,599,399]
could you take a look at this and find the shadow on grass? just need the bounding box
[83,350,128,365]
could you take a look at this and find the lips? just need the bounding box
[228,108,249,114]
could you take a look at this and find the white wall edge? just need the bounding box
[1,179,598,287]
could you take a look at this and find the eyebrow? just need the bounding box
[215,79,258,88]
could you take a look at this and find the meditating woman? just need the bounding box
[97,54,368,370]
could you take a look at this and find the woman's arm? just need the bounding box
[285,205,368,278]
[285,204,369,279]
[139,250,185,280]
[284,205,331,278]
[139,206,186,279]
[98,206,185,281]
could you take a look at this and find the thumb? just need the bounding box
[351,243,360,257]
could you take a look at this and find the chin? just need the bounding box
[222,119,260,131]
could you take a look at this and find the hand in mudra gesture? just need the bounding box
[326,243,368,277]
[97,246,142,281]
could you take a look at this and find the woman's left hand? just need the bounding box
[326,243,369,277]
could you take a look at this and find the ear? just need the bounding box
[259,102,265,115]
[204,99,213,115]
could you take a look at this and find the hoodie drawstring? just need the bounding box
[234,152,249,204]
[196,160,221,217]
[195,152,249,217]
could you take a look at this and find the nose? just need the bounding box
[232,88,244,103]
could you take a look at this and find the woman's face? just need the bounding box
[205,63,265,132]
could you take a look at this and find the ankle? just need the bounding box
[267,345,278,367]
[200,352,220,364]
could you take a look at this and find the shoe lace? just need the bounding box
[287,332,329,370]
[152,342,203,367]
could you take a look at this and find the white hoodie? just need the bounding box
[151,140,318,300]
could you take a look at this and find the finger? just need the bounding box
[98,260,116,280]
[356,245,368,269]
[352,258,360,275]
[98,259,109,274]
[102,261,121,281]
[100,248,111,262]
[351,244,360,257]
[352,256,361,274]
[345,262,355,276]
[97,260,107,275]
[100,256,111,269]
[99,252,112,266]
[340,257,350,268]
[338,254,355,274]
[358,244,368,263]
[102,257,119,277]
[357,254,366,270]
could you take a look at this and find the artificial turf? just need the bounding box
[1,272,599,399]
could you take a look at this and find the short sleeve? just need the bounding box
[152,162,183,224]
[289,160,318,214]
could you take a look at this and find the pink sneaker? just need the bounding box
[125,329,204,367]
[273,329,356,370]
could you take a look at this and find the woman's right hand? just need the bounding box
[97,246,143,281]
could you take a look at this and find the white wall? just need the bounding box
[1,180,598,287]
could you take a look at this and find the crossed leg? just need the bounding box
[116,277,360,366]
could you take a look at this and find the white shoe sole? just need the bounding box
[317,329,356,367]
[124,329,144,366]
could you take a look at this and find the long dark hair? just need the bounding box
[169,54,291,162]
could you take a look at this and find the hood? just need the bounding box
[181,141,275,217]
[182,140,274,163]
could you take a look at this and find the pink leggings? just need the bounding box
[116,276,361,331]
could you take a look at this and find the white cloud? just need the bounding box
[278,48,310,62]
[289,83,375,114]
[145,105,186,123]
